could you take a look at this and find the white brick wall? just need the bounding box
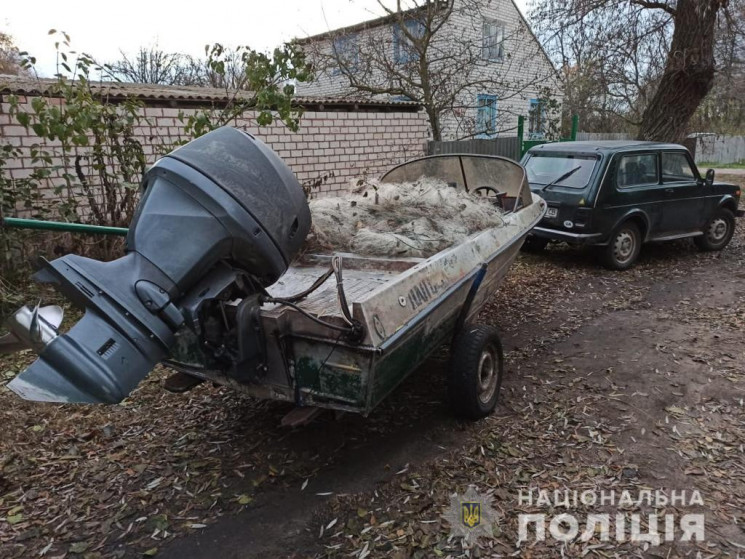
[297,0,562,140]
[0,96,429,203]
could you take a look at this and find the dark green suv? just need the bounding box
[521,141,743,269]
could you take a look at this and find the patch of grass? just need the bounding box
[698,160,745,170]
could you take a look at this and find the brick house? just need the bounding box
[296,0,562,141]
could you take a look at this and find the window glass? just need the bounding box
[476,94,497,137]
[482,19,505,61]
[528,99,546,139]
[393,20,425,64]
[616,154,658,187]
[524,154,597,188]
[331,34,359,75]
[661,152,696,182]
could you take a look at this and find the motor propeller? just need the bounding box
[0,304,64,354]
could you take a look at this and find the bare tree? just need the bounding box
[531,0,739,142]
[199,45,254,90]
[111,45,204,85]
[531,1,671,133]
[638,0,730,141]
[110,44,286,92]
[690,0,745,132]
[307,0,558,140]
[0,32,29,76]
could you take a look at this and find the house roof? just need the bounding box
[506,0,561,84]
[0,75,421,111]
[296,0,561,88]
[296,5,432,44]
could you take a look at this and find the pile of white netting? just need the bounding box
[303,177,505,258]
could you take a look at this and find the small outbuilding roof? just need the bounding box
[0,75,421,111]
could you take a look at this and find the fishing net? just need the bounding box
[303,177,505,258]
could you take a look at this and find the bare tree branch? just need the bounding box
[631,0,677,16]
[307,0,557,140]
[0,32,30,76]
[530,0,739,139]
[110,45,204,86]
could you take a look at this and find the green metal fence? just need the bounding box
[2,217,128,236]
[518,114,579,157]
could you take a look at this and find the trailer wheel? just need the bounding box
[521,236,549,252]
[448,324,504,420]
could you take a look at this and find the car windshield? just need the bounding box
[525,154,598,189]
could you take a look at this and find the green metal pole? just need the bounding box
[517,115,525,156]
[1,217,129,236]
[571,114,579,141]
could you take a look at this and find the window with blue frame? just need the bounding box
[393,19,425,64]
[528,98,546,139]
[476,94,498,137]
[331,33,359,75]
[482,19,505,61]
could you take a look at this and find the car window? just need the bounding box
[616,154,658,188]
[524,154,598,188]
[661,152,696,183]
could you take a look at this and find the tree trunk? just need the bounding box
[427,106,442,141]
[637,0,722,142]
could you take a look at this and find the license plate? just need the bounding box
[546,207,558,218]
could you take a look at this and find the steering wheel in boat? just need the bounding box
[472,186,505,209]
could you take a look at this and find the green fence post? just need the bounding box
[571,114,579,141]
[517,115,525,156]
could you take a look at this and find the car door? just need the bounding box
[659,151,707,232]
[603,151,665,235]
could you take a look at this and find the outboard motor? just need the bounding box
[3,127,311,403]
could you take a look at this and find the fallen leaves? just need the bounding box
[312,228,745,557]
[0,358,311,558]
[1,215,743,558]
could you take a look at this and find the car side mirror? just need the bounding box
[705,168,715,187]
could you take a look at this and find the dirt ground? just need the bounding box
[1,206,743,558]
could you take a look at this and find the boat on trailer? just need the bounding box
[1,138,545,420]
[165,154,547,419]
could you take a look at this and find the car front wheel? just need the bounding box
[695,208,735,251]
[601,222,641,270]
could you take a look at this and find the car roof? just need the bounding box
[527,140,687,155]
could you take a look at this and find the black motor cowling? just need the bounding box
[8,127,311,403]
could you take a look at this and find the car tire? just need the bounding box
[448,324,503,420]
[521,236,549,252]
[601,221,642,270]
[694,208,735,251]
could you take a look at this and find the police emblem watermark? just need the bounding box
[443,486,498,543]
[517,488,706,546]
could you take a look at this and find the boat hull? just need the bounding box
[166,194,546,415]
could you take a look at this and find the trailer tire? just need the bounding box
[448,324,504,420]
[521,236,549,252]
